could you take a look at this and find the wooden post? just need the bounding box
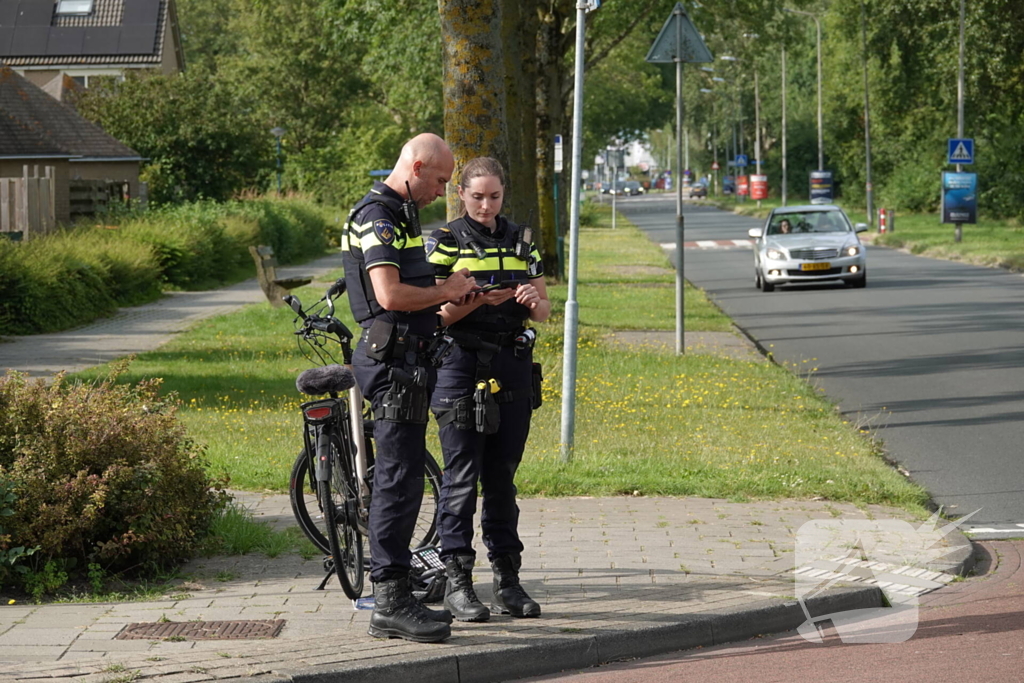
[1,180,9,234]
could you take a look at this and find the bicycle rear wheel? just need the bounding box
[320,435,364,599]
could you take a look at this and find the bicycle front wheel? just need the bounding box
[320,436,364,599]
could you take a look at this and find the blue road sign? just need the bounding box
[735,154,748,167]
[947,138,974,165]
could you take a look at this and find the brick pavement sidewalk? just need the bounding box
[0,495,973,683]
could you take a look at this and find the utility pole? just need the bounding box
[861,0,874,231]
[781,47,787,206]
[955,0,965,243]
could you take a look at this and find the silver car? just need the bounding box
[748,205,868,292]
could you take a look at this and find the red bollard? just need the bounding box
[878,207,888,233]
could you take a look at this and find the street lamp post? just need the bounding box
[784,8,824,172]
[781,47,787,206]
[270,127,286,196]
[861,0,874,231]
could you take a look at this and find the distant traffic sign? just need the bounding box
[735,154,748,167]
[948,138,974,164]
[711,161,720,170]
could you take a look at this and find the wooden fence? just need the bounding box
[69,179,130,220]
[0,166,57,241]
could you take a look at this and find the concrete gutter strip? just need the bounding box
[269,586,882,683]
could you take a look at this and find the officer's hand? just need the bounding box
[442,268,476,303]
[515,283,542,309]
[481,288,517,305]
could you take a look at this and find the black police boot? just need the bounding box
[443,555,490,622]
[490,553,541,618]
[368,575,452,642]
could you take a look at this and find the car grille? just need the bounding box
[787,268,843,276]
[789,248,839,260]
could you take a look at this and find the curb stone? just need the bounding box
[262,586,882,683]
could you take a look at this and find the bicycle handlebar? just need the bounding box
[284,279,355,364]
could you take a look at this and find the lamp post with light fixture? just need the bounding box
[270,127,286,196]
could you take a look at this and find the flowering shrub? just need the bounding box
[0,364,226,590]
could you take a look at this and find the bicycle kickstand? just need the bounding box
[315,556,336,591]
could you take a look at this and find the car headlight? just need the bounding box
[766,248,785,261]
[845,245,861,257]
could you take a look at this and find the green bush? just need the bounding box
[0,197,333,336]
[0,366,226,591]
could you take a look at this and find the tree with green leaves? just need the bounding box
[74,69,270,204]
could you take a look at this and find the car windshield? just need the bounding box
[767,211,851,236]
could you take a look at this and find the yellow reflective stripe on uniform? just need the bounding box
[453,256,504,271]
[427,246,458,269]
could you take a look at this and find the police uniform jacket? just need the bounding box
[426,215,543,406]
[425,215,543,334]
[341,181,438,338]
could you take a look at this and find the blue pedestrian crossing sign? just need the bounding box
[735,154,748,167]
[947,138,974,164]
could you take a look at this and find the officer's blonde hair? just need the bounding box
[459,157,505,191]
[456,157,505,218]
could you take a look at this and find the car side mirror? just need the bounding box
[854,223,868,233]
[748,228,763,238]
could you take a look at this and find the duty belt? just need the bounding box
[359,327,431,356]
[445,328,519,350]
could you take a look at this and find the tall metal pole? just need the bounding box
[754,66,762,207]
[861,0,874,231]
[815,15,823,171]
[559,1,589,462]
[674,8,685,355]
[276,137,283,196]
[754,68,761,177]
[781,47,787,206]
[611,148,617,230]
[785,9,823,171]
[955,0,965,243]
[713,102,719,196]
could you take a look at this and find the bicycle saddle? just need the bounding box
[296,365,356,395]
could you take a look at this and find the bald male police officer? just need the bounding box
[341,134,475,643]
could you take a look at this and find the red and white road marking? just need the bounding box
[659,239,753,250]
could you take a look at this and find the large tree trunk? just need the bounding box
[517,2,540,239]
[439,0,509,219]
[501,0,538,227]
[535,3,569,278]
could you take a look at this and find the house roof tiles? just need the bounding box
[0,65,140,159]
[0,0,171,67]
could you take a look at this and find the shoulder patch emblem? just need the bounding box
[424,236,439,256]
[528,255,540,277]
[374,219,396,245]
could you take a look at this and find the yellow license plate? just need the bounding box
[801,262,832,271]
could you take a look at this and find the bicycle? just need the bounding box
[283,279,442,599]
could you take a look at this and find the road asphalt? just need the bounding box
[0,242,976,683]
[518,540,1024,683]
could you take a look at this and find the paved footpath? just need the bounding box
[0,253,346,378]
[0,252,975,683]
[0,494,972,683]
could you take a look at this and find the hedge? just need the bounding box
[0,197,333,336]
[0,366,226,593]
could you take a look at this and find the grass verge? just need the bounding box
[73,204,929,513]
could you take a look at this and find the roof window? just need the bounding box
[56,0,95,15]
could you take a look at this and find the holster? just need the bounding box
[474,383,501,435]
[376,361,429,424]
[531,363,543,411]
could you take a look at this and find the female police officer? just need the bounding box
[426,157,551,622]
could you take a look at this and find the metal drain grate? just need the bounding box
[116,619,286,640]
